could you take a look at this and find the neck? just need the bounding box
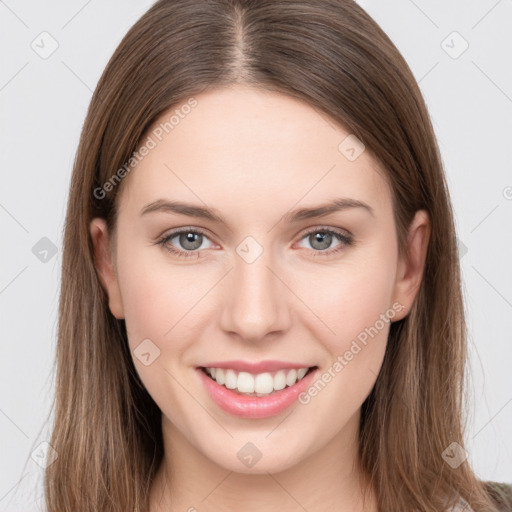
[149,410,378,512]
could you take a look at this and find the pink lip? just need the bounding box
[196,366,319,419]
[198,360,313,374]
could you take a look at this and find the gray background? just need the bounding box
[1,0,511,509]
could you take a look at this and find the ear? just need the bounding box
[391,210,430,321]
[89,217,125,319]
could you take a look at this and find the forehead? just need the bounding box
[119,86,391,220]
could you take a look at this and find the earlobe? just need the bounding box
[391,210,430,321]
[89,218,125,319]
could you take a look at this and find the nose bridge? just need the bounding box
[220,237,289,341]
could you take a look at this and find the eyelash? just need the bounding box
[155,226,354,259]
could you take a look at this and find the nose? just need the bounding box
[219,250,291,344]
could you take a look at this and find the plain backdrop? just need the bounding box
[1,0,511,510]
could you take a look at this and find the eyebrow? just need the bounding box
[140,197,375,223]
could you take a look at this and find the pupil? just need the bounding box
[312,231,331,249]
[181,232,202,250]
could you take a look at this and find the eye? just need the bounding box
[296,227,353,256]
[155,226,354,259]
[156,227,215,259]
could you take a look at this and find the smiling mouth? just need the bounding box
[199,366,318,397]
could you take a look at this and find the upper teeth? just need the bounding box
[205,367,310,396]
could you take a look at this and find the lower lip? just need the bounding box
[196,367,318,419]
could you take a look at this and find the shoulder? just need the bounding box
[482,481,512,511]
[450,482,512,512]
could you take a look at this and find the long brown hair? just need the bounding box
[44,1,506,510]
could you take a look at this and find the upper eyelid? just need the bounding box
[161,226,214,242]
[162,224,350,236]
[300,225,352,238]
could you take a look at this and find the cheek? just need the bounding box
[294,267,395,433]
[115,248,200,407]
[114,242,193,354]
[295,238,398,404]
[300,242,398,345]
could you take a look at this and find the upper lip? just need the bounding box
[198,360,316,374]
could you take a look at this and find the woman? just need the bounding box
[44,0,512,510]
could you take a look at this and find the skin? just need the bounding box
[90,85,430,512]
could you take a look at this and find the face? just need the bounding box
[91,85,429,475]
